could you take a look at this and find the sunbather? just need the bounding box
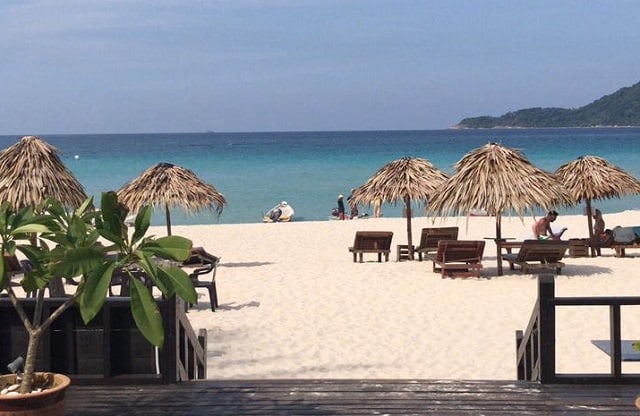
[532,211,567,240]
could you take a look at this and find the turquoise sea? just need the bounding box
[1,128,640,225]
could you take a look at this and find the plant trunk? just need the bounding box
[19,328,42,394]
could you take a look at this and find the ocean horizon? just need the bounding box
[2,128,640,226]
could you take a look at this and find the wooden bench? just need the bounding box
[432,240,485,278]
[502,240,569,274]
[611,243,640,257]
[415,227,459,261]
[348,231,393,263]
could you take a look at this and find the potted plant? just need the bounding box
[0,191,196,414]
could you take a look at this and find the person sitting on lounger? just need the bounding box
[532,211,567,240]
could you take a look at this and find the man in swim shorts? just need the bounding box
[532,210,567,240]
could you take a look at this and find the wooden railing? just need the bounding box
[0,295,207,384]
[516,275,640,384]
[160,295,207,382]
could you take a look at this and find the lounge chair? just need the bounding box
[184,248,221,311]
[432,240,485,278]
[501,240,569,274]
[415,227,459,261]
[606,226,640,257]
[348,231,393,263]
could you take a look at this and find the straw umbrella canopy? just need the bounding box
[351,157,448,260]
[426,143,573,276]
[0,135,87,210]
[118,162,226,235]
[555,155,640,240]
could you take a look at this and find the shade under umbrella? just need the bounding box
[0,135,87,210]
[427,143,573,275]
[351,157,448,260]
[555,155,640,241]
[118,162,226,235]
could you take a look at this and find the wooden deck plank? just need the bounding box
[65,379,640,415]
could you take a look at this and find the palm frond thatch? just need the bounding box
[352,157,448,259]
[118,162,226,235]
[428,143,571,217]
[352,157,448,205]
[556,155,640,239]
[427,143,573,275]
[0,135,87,210]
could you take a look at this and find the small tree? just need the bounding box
[0,191,196,393]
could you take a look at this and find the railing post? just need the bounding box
[537,275,556,383]
[610,304,622,378]
[159,295,178,383]
[198,328,207,379]
[515,330,524,380]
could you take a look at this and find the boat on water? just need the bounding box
[469,208,490,216]
[263,201,295,222]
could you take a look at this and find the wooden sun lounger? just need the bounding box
[415,227,459,261]
[610,242,640,257]
[432,240,485,278]
[606,226,640,257]
[348,231,393,263]
[502,240,569,274]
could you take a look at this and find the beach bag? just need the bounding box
[612,226,636,244]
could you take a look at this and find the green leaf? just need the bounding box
[45,198,67,219]
[49,247,105,278]
[130,277,164,347]
[75,197,94,216]
[131,206,151,245]
[80,262,115,324]
[97,228,124,246]
[162,266,197,304]
[99,192,127,239]
[12,224,51,235]
[143,236,192,261]
[147,265,174,297]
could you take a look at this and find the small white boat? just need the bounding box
[469,208,489,217]
[263,201,294,222]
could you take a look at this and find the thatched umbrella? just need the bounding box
[427,143,573,276]
[0,135,87,210]
[351,157,448,260]
[556,155,640,240]
[118,162,226,235]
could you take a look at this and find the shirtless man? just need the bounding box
[532,211,567,240]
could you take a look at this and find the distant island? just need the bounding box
[454,81,640,128]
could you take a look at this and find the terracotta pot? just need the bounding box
[0,373,70,416]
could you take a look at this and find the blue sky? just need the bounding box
[1,0,639,134]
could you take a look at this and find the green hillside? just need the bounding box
[456,82,640,128]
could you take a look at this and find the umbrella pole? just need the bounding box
[165,203,172,236]
[496,214,503,276]
[585,199,594,239]
[585,199,595,256]
[405,196,414,260]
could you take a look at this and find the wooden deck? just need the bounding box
[65,379,640,415]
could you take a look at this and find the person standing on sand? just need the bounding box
[592,209,606,256]
[337,194,346,220]
[532,210,567,240]
[593,209,605,237]
[347,189,358,219]
[373,197,382,218]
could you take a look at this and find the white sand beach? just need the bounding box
[168,211,640,380]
